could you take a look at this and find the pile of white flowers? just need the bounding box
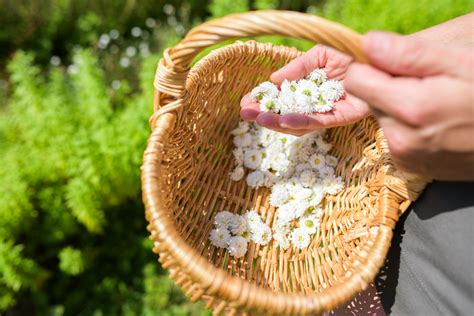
[251,68,344,114]
[229,121,344,250]
[209,210,272,258]
[208,68,346,256]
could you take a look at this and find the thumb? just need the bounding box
[363,31,460,77]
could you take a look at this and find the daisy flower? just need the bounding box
[244,149,262,169]
[308,190,325,207]
[295,163,312,173]
[233,133,252,148]
[309,153,326,170]
[290,227,311,249]
[246,170,266,188]
[209,227,231,248]
[232,147,244,166]
[299,169,317,187]
[251,223,272,246]
[295,187,313,200]
[320,80,345,102]
[307,68,328,86]
[294,80,319,112]
[251,81,279,101]
[227,236,248,258]
[319,165,335,178]
[325,155,339,167]
[214,211,235,229]
[229,214,250,236]
[323,176,344,195]
[273,232,290,250]
[243,210,263,228]
[231,121,250,135]
[313,96,334,113]
[259,95,278,112]
[315,137,333,154]
[269,182,290,207]
[229,166,245,181]
[299,214,320,234]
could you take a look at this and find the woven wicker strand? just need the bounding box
[142,10,428,315]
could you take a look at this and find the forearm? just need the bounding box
[408,12,473,45]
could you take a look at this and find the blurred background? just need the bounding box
[0,0,471,315]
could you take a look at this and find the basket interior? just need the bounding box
[158,41,389,294]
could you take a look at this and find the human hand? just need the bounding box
[345,32,474,180]
[240,45,370,136]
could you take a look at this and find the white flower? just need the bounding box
[233,133,252,148]
[227,236,248,258]
[320,80,344,102]
[279,80,297,114]
[323,176,344,195]
[312,207,323,218]
[229,214,250,236]
[308,190,325,207]
[231,121,250,135]
[243,210,263,229]
[214,211,235,229]
[319,165,335,178]
[281,79,298,93]
[276,202,299,224]
[244,149,262,169]
[269,152,292,175]
[251,81,279,102]
[230,166,245,181]
[290,228,311,249]
[269,182,290,207]
[209,227,231,248]
[309,153,326,170]
[273,232,290,250]
[313,97,334,113]
[295,163,312,173]
[294,80,320,113]
[259,95,278,112]
[251,223,272,246]
[232,147,244,165]
[299,214,320,234]
[293,200,311,218]
[246,170,266,188]
[299,169,317,187]
[274,221,291,235]
[307,68,327,86]
[262,170,277,187]
[325,155,338,167]
[315,136,333,154]
[295,187,313,200]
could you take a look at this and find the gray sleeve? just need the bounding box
[376,181,474,315]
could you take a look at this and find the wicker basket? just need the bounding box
[142,10,428,315]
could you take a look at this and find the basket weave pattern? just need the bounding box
[142,11,428,315]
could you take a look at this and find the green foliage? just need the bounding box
[58,247,86,276]
[208,0,249,18]
[0,47,209,314]
[322,0,474,34]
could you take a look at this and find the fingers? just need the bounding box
[362,31,462,77]
[345,63,430,126]
[256,112,314,136]
[270,45,330,84]
[240,93,260,121]
[279,97,370,129]
[375,113,429,175]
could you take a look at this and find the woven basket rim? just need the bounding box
[141,39,429,314]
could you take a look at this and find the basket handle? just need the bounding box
[153,10,367,115]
